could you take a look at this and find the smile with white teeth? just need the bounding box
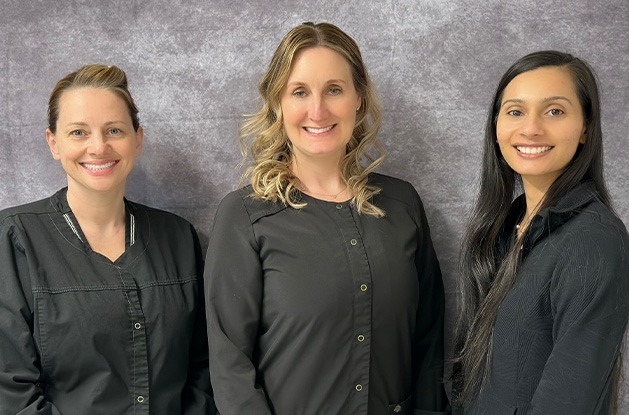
[516,146,552,155]
[82,161,117,171]
[304,125,334,134]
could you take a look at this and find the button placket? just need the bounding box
[334,204,371,411]
[118,270,149,414]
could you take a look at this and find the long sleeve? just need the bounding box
[410,188,450,415]
[0,222,62,415]
[182,225,216,414]
[530,221,629,414]
[204,192,272,415]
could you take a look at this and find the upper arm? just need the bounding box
[204,192,271,413]
[408,185,449,413]
[0,222,53,413]
[205,192,264,355]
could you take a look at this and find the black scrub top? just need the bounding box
[0,188,214,415]
[205,173,449,415]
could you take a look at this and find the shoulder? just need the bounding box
[0,194,59,226]
[369,173,423,209]
[215,186,287,224]
[565,198,628,248]
[550,199,629,291]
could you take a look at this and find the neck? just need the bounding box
[516,177,553,239]
[521,176,553,220]
[291,156,348,200]
[66,183,126,228]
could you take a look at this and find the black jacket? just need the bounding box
[205,174,449,414]
[465,182,629,414]
[0,188,215,415]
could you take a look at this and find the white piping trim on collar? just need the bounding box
[129,213,135,246]
[63,212,136,247]
[63,213,83,242]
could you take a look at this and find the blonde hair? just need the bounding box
[240,22,386,217]
[48,64,140,133]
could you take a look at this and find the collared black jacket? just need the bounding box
[0,188,215,415]
[205,173,449,415]
[465,182,629,414]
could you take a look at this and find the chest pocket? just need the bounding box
[34,289,133,378]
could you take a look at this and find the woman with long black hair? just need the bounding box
[453,51,629,414]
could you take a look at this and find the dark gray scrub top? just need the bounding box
[205,173,449,415]
[0,188,214,415]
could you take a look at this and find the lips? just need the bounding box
[304,125,334,134]
[81,161,118,171]
[516,146,552,155]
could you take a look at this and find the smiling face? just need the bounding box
[280,46,361,166]
[45,87,143,198]
[496,66,586,192]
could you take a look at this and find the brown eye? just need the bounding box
[507,110,523,116]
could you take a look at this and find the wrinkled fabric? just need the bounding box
[0,188,214,415]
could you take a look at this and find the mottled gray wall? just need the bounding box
[2,0,628,406]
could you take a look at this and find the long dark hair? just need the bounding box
[453,51,613,406]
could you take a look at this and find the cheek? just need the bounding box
[280,100,302,126]
[338,99,359,119]
[495,118,509,142]
[56,143,82,160]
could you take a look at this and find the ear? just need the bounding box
[134,127,144,156]
[356,95,363,111]
[45,128,61,160]
[579,125,587,144]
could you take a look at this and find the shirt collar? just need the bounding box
[502,181,600,253]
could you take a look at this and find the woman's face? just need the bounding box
[280,46,361,166]
[45,87,143,197]
[496,66,586,191]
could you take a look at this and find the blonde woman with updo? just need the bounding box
[205,22,449,415]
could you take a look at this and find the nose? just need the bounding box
[87,132,108,155]
[520,114,544,137]
[308,95,329,121]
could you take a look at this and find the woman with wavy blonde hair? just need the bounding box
[205,22,449,414]
[240,21,386,216]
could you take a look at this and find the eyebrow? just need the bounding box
[501,96,574,107]
[64,121,128,128]
[286,79,349,87]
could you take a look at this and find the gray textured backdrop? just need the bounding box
[2,0,628,407]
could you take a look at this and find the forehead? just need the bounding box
[502,66,578,101]
[57,87,129,118]
[287,46,353,80]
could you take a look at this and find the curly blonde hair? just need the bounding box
[240,22,386,217]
